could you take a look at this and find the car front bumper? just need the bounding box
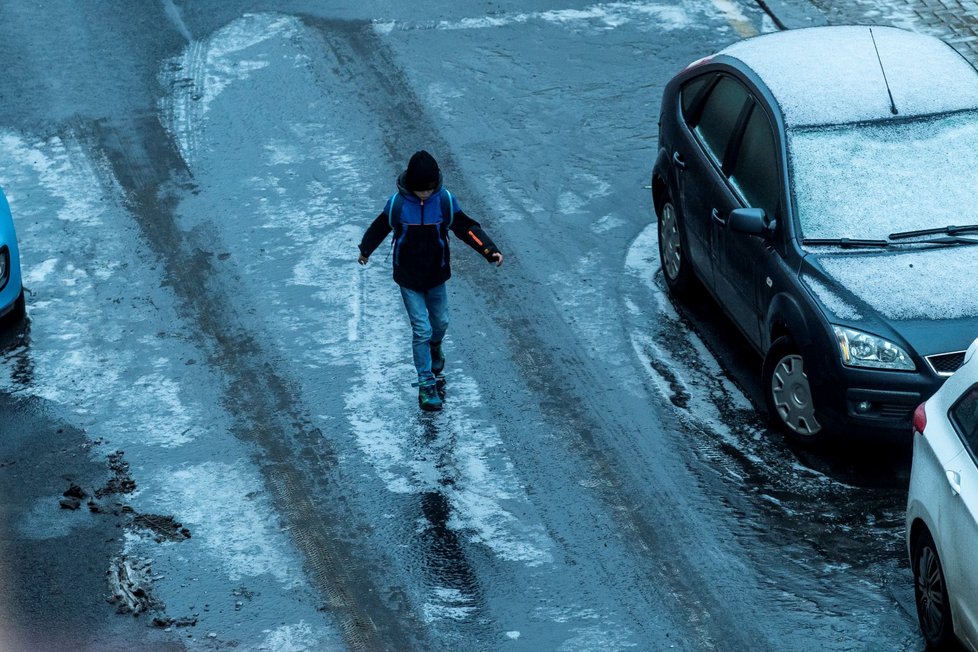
[810,359,944,440]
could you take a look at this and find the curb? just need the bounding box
[755,0,829,30]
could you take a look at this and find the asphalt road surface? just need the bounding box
[0,1,925,650]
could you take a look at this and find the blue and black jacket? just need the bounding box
[358,173,501,291]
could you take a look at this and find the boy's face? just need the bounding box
[414,188,436,201]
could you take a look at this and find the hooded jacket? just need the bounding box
[358,173,501,291]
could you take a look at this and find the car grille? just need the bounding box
[926,351,967,376]
[879,403,914,420]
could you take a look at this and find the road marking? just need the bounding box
[711,0,759,38]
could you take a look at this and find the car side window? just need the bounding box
[729,104,780,218]
[950,384,978,454]
[693,76,750,164]
[680,75,712,118]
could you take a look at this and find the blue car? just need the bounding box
[0,188,24,324]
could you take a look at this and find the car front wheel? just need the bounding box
[912,529,955,650]
[763,336,823,444]
[657,196,693,297]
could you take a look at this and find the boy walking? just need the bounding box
[358,151,504,411]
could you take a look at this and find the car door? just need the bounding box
[942,386,978,647]
[678,74,750,295]
[715,101,782,348]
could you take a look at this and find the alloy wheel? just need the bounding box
[916,542,947,643]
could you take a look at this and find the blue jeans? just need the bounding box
[400,283,449,386]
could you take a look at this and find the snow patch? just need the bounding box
[803,276,863,321]
[790,112,978,242]
[161,461,304,587]
[820,248,978,320]
[260,622,321,652]
[376,1,711,33]
[723,26,978,126]
[158,13,301,165]
[423,587,477,623]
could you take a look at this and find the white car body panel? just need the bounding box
[908,336,978,651]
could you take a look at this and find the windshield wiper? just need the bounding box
[895,235,978,246]
[802,238,890,248]
[889,224,978,239]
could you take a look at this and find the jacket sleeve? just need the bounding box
[359,212,392,258]
[450,209,501,262]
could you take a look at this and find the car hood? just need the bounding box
[801,247,978,357]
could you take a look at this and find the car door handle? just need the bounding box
[711,208,726,225]
[946,469,962,496]
[672,151,686,170]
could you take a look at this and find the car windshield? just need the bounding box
[788,110,978,241]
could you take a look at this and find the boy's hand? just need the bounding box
[358,253,369,265]
[490,253,503,267]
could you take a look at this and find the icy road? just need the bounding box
[0,1,924,650]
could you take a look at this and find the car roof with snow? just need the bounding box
[718,26,978,128]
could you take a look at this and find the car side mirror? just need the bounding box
[728,207,774,238]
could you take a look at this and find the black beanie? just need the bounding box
[404,150,440,191]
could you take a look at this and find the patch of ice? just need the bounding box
[260,622,322,652]
[0,132,212,452]
[346,364,555,566]
[548,253,630,369]
[23,257,57,284]
[158,13,301,164]
[230,121,555,567]
[479,173,543,225]
[0,132,110,227]
[592,214,626,234]
[558,191,585,214]
[557,624,640,651]
[162,461,304,587]
[377,1,712,33]
[623,224,757,435]
[422,587,477,623]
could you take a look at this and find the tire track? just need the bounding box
[87,114,422,652]
[297,16,770,651]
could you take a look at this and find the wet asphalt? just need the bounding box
[0,1,927,650]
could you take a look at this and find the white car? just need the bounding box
[907,336,978,651]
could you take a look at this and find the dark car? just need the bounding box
[651,25,978,444]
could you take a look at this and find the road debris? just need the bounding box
[95,450,137,497]
[106,557,158,615]
[131,513,192,542]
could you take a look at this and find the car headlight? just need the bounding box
[832,325,915,371]
[0,245,8,289]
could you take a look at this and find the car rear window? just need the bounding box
[788,110,978,240]
[950,384,978,452]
